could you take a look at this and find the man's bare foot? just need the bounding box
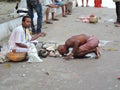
[62,15,67,17]
[81,5,84,7]
[95,47,101,59]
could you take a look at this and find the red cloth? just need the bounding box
[94,0,102,7]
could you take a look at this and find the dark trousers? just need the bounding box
[115,2,120,23]
[27,0,42,33]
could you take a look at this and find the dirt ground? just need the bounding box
[0,6,120,90]
[0,1,16,23]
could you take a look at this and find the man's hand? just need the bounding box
[48,4,59,8]
[64,54,74,60]
[38,32,46,37]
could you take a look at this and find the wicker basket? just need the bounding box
[7,52,27,62]
[89,17,98,23]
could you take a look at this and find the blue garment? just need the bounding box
[27,0,42,33]
[54,0,64,7]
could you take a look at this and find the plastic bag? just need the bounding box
[27,43,43,62]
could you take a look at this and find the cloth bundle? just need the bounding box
[27,43,43,62]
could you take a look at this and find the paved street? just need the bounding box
[0,7,120,90]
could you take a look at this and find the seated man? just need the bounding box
[54,0,67,17]
[57,34,101,60]
[43,0,59,24]
[9,15,45,52]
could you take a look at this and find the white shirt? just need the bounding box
[9,25,32,52]
[43,0,53,6]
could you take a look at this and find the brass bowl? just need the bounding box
[89,17,98,23]
[7,52,27,62]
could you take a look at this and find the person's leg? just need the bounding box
[51,8,59,20]
[115,2,120,27]
[74,47,101,59]
[45,7,53,24]
[28,7,36,33]
[51,12,54,20]
[94,47,101,59]
[65,1,69,15]
[75,0,78,7]
[27,0,35,33]
[61,5,67,17]
[34,3,43,33]
[116,2,120,23]
[86,0,89,7]
[45,7,50,22]
[81,0,84,7]
[68,1,73,14]
[74,36,100,58]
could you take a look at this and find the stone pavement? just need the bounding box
[0,7,120,90]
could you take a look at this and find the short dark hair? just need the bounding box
[22,15,31,22]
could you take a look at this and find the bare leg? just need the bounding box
[61,5,67,17]
[62,5,65,16]
[81,0,84,7]
[45,7,50,22]
[86,0,89,6]
[94,47,101,59]
[51,12,54,20]
[76,0,78,7]
[65,4,68,15]
[74,47,101,59]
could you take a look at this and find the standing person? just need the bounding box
[54,0,67,17]
[57,34,101,60]
[26,0,45,34]
[9,15,45,52]
[43,0,59,24]
[81,0,89,7]
[113,0,120,27]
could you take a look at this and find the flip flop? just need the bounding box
[46,21,53,24]
[86,5,89,7]
[62,15,67,17]
[52,18,59,21]
[67,13,71,15]
[81,5,84,7]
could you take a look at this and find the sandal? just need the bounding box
[115,23,120,27]
[52,18,59,21]
[67,13,71,15]
[114,22,120,24]
[81,5,84,7]
[46,21,53,24]
[62,15,67,17]
[86,5,89,7]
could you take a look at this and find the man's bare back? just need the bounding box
[65,34,90,49]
